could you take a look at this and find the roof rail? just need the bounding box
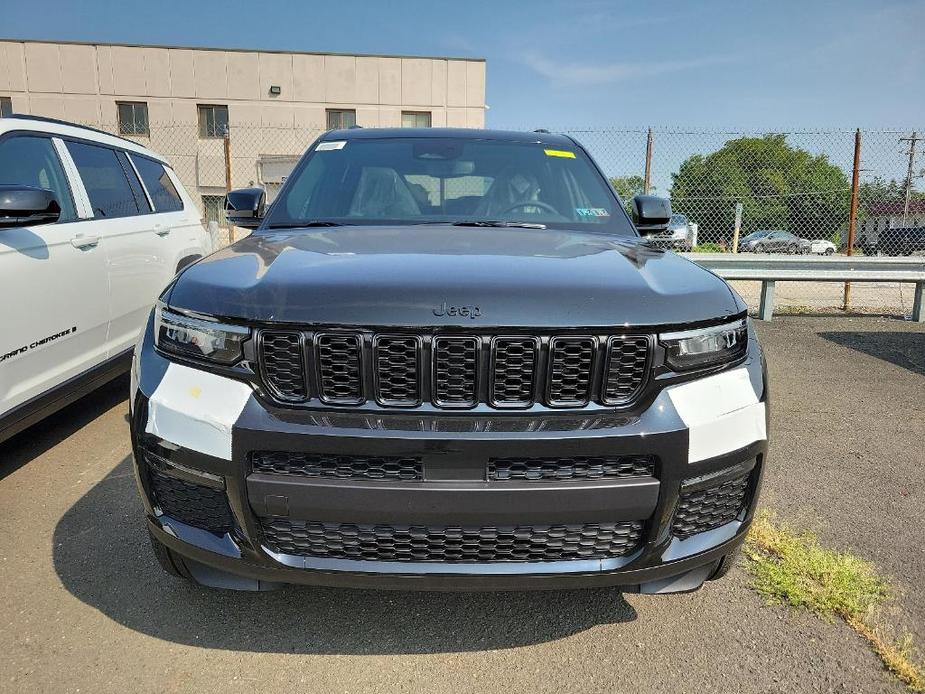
[534,128,550,134]
[348,124,363,129]
[3,113,142,147]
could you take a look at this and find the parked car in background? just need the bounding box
[877,227,925,256]
[738,230,812,254]
[0,115,214,444]
[809,239,837,255]
[650,212,697,251]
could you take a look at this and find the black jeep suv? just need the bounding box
[130,128,768,593]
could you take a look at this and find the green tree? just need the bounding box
[609,175,651,213]
[669,135,849,245]
[609,175,647,199]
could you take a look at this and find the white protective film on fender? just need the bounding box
[666,367,767,464]
[145,362,253,459]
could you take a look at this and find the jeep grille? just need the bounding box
[258,329,651,410]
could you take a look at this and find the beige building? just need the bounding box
[0,39,487,218]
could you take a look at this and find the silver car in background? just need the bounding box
[651,213,697,251]
[738,230,812,254]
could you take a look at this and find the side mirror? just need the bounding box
[0,185,61,228]
[224,187,266,230]
[631,194,672,235]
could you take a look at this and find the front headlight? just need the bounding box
[154,301,249,364]
[660,318,747,371]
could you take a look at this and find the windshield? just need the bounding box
[264,137,637,236]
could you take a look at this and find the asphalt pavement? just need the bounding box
[1,315,922,693]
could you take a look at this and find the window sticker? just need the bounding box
[316,141,347,151]
[544,149,576,158]
[576,207,610,217]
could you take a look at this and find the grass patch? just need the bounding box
[744,511,924,692]
[691,243,726,253]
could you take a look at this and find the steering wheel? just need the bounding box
[499,201,561,216]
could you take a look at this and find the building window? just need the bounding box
[202,195,226,225]
[198,105,229,138]
[117,101,149,136]
[0,97,12,118]
[401,111,432,128]
[326,109,356,130]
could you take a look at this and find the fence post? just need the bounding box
[223,126,233,243]
[644,128,653,194]
[842,128,861,311]
[732,202,743,254]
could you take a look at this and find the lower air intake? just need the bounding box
[148,468,233,535]
[251,451,424,481]
[260,519,644,562]
[672,472,751,539]
[488,455,655,481]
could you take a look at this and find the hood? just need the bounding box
[167,225,743,328]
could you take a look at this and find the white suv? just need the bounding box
[0,115,214,443]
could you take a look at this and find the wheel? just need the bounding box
[753,243,764,253]
[149,530,195,581]
[825,247,834,256]
[787,243,797,254]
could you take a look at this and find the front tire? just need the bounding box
[149,530,195,582]
[825,248,834,256]
[708,546,742,581]
[787,243,797,254]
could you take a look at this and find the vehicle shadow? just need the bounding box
[0,375,129,482]
[819,331,925,376]
[52,456,638,655]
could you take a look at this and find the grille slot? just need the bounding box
[260,519,644,562]
[489,455,655,481]
[672,472,751,539]
[251,451,423,480]
[260,331,307,400]
[316,333,363,404]
[433,336,479,407]
[547,337,596,406]
[491,337,539,406]
[602,336,650,405]
[148,468,233,535]
[374,335,421,406]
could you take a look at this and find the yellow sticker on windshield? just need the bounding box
[544,149,576,158]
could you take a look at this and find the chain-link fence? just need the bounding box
[102,121,924,314]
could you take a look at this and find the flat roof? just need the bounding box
[0,37,485,63]
[323,127,575,147]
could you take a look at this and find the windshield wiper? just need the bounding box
[266,221,353,228]
[450,220,547,229]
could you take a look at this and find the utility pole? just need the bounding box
[899,131,920,227]
[644,128,653,194]
[843,129,861,311]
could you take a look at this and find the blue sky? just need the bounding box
[3,0,924,130]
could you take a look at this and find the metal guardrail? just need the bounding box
[684,254,925,321]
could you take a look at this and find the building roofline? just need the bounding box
[0,37,486,63]
[322,127,575,146]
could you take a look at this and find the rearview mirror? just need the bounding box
[224,187,266,230]
[0,185,61,228]
[631,195,671,235]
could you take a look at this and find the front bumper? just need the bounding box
[130,321,769,592]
